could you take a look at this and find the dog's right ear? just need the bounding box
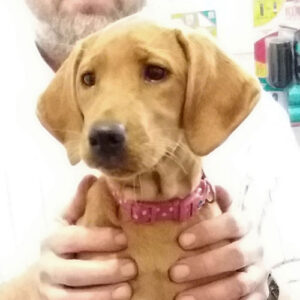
[37,43,84,165]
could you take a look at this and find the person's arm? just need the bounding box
[0,175,136,300]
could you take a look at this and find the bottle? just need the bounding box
[294,30,300,82]
[267,38,293,89]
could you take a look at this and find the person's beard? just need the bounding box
[35,0,146,68]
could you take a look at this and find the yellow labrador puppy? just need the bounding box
[12,16,260,300]
[37,16,260,300]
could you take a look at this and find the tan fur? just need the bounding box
[5,16,260,300]
[78,177,229,300]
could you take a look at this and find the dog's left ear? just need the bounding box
[37,43,84,165]
[176,29,261,156]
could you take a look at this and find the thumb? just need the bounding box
[62,175,97,224]
[215,185,232,213]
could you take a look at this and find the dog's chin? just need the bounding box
[84,153,164,180]
[99,167,140,180]
[83,158,142,180]
[103,156,171,181]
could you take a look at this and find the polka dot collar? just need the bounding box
[117,178,215,224]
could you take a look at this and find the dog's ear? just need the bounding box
[37,43,83,165]
[176,29,260,156]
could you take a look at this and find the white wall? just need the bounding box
[148,0,256,71]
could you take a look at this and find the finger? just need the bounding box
[43,226,127,254]
[240,292,266,300]
[175,264,267,300]
[215,185,232,212]
[179,211,251,250]
[40,282,132,300]
[41,254,137,287]
[171,235,263,282]
[240,282,270,300]
[63,175,97,224]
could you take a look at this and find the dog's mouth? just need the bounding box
[100,166,139,179]
[87,147,172,180]
[87,152,140,179]
[98,146,181,182]
[90,155,137,178]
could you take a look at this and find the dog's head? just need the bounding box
[37,17,260,179]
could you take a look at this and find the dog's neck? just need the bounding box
[107,146,202,203]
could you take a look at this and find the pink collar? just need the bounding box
[117,178,215,224]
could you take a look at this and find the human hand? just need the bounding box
[38,175,137,300]
[170,186,269,300]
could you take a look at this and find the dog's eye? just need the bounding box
[81,71,96,87]
[144,65,168,82]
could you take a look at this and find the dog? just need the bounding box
[36,16,260,300]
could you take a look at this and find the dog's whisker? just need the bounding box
[165,151,188,175]
[139,137,178,151]
[121,181,126,200]
[168,140,198,165]
[177,141,199,165]
[138,174,144,201]
[133,176,137,202]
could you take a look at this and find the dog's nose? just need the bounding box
[89,123,126,162]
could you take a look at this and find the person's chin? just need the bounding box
[60,0,115,16]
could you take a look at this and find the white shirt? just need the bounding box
[204,92,300,298]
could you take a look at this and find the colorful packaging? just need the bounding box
[172,10,217,36]
[254,0,300,126]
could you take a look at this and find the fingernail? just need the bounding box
[179,233,196,247]
[115,233,127,246]
[171,264,190,280]
[178,296,195,300]
[112,285,131,300]
[121,262,136,277]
